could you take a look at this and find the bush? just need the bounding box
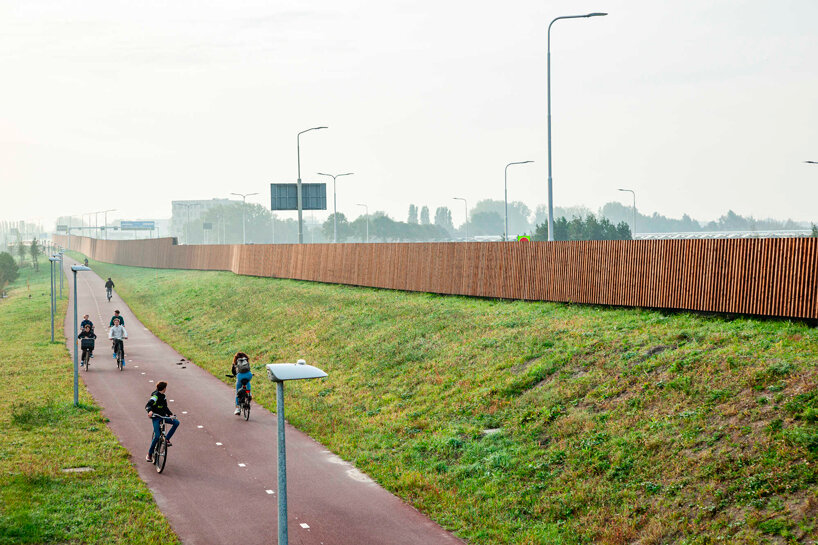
[0,252,19,286]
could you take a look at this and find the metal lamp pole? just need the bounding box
[618,188,636,237]
[355,203,369,243]
[58,251,64,297]
[49,256,60,341]
[453,197,468,241]
[297,127,328,243]
[230,192,259,245]
[102,209,116,240]
[71,264,91,406]
[504,161,534,240]
[547,12,608,241]
[317,172,354,243]
[806,161,818,165]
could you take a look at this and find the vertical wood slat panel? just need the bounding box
[54,235,818,320]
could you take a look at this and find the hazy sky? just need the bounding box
[2,0,817,229]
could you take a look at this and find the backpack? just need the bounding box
[236,358,251,374]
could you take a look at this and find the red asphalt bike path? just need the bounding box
[62,258,466,545]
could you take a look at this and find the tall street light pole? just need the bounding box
[547,12,608,241]
[504,161,534,241]
[297,127,328,244]
[806,161,818,165]
[71,264,91,406]
[317,172,354,243]
[355,203,369,243]
[618,188,636,238]
[453,197,469,241]
[49,256,60,341]
[230,192,259,245]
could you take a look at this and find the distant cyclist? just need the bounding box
[145,381,180,462]
[83,258,89,267]
[109,310,125,327]
[229,352,253,415]
[77,324,97,366]
[108,317,128,363]
[104,278,114,301]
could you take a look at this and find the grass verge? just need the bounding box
[84,256,817,544]
[0,259,179,545]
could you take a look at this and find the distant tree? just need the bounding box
[473,199,531,236]
[322,213,350,242]
[0,252,19,287]
[434,207,454,233]
[470,211,504,236]
[407,204,419,224]
[29,239,40,271]
[16,238,25,267]
[532,215,631,241]
[420,206,430,225]
[812,223,818,237]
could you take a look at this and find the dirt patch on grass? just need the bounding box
[510,356,541,375]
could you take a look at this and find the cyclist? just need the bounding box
[77,324,97,366]
[83,258,89,267]
[108,317,128,363]
[145,381,180,462]
[109,310,125,327]
[104,278,114,300]
[229,352,253,415]
[80,314,94,330]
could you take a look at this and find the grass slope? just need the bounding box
[86,257,817,544]
[0,260,179,545]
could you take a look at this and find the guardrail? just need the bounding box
[55,235,818,320]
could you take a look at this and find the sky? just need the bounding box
[1,0,817,230]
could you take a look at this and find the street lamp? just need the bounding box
[70,264,91,406]
[453,197,469,241]
[504,161,534,240]
[547,11,608,241]
[101,209,116,240]
[806,161,818,165]
[297,126,328,243]
[58,251,64,298]
[355,203,369,243]
[49,256,60,341]
[317,172,354,243]
[618,188,636,237]
[266,360,327,545]
[230,192,259,245]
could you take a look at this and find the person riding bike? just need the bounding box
[77,324,97,366]
[80,314,95,357]
[83,258,89,267]
[104,278,114,299]
[145,381,180,462]
[109,310,125,327]
[108,317,128,364]
[229,352,253,415]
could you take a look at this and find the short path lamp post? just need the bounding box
[49,256,60,341]
[59,251,64,298]
[266,360,328,545]
[71,265,91,406]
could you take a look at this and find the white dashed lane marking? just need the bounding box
[182,411,188,414]
[300,523,310,529]
[265,489,274,495]
[197,425,203,429]
[215,442,222,446]
[238,463,246,467]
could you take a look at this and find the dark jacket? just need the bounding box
[80,319,94,330]
[105,280,115,289]
[145,390,172,417]
[78,330,97,340]
[109,315,125,327]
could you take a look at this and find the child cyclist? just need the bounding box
[145,381,180,462]
[230,352,253,415]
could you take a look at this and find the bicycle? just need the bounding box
[226,375,252,421]
[113,339,125,371]
[150,415,175,473]
[106,287,112,302]
[81,338,94,372]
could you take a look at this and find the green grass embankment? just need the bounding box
[85,257,818,544]
[0,260,179,545]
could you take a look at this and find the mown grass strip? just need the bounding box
[83,255,818,544]
[0,260,179,545]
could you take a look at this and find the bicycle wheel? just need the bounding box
[83,351,90,372]
[154,438,167,473]
[242,399,250,421]
[117,347,123,371]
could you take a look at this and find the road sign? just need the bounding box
[120,221,155,231]
[203,222,213,230]
[270,183,326,211]
[56,225,68,232]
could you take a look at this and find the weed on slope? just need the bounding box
[85,257,818,544]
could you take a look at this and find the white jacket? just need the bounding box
[108,325,128,340]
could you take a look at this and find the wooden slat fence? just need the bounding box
[54,235,818,319]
